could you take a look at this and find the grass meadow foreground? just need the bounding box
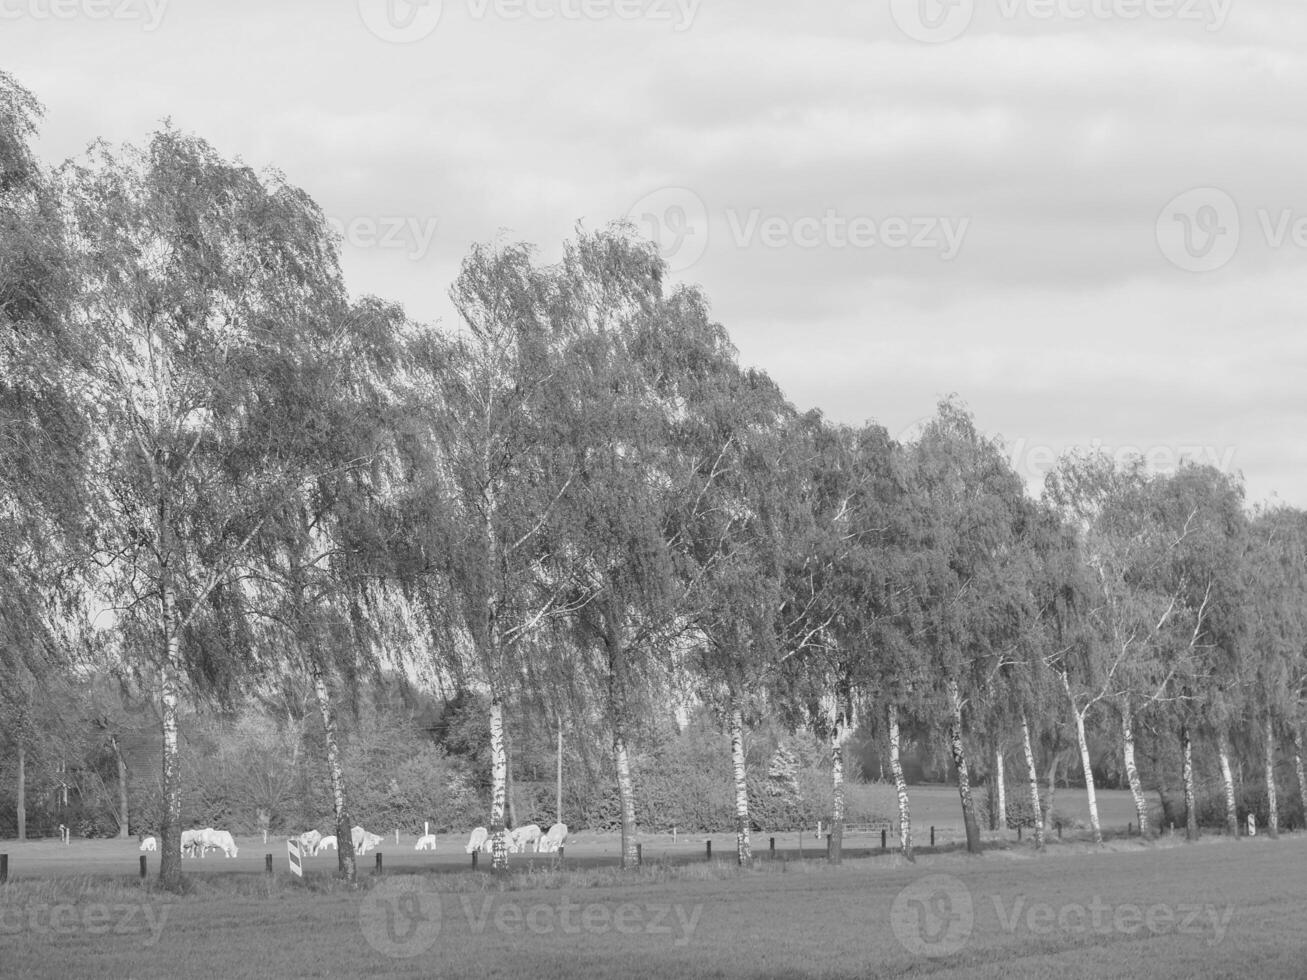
[1,832,1304,979]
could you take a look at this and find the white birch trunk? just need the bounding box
[945,678,982,854]
[729,705,751,864]
[15,742,25,846]
[1020,715,1044,849]
[1120,705,1149,836]
[1182,727,1198,840]
[994,747,1007,831]
[887,704,913,861]
[830,712,846,864]
[311,658,356,881]
[1295,728,1307,831]
[489,697,509,870]
[1044,754,1058,834]
[1072,707,1103,845]
[614,730,638,870]
[158,629,184,888]
[1217,732,1238,838]
[1264,717,1279,838]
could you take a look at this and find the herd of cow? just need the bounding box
[135,822,569,859]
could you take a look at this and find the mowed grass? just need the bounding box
[2,833,1304,979]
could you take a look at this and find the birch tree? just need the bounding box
[64,128,345,887]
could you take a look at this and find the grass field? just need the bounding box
[1,806,1303,978]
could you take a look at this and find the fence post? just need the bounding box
[139,855,147,880]
[375,852,383,875]
[471,850,478,870]
[769,837,775,858]
[636,843,642,866]
[1017,825,1022,842]
[930,826,935,847]
[881,829,887,851]
[705,840,712,861]
[558,845,564,862]
[1,853,8,883]
[264,854,272,875]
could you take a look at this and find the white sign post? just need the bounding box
[287,839,303,877]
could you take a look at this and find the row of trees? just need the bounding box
[3,71,1306,888]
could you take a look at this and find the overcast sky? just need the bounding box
[8,0,1306,504]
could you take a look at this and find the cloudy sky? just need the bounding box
[8,0,1306,503]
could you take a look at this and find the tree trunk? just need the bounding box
[311,657,356,882]
[556,727,563,827]
[489,696,509,870]
[1217,731,1238,838]
[111,734,130,838]
[830,712,846,864]
[1264,717,1279,839]
[1071,707,1103,845]
[1120,704,1149,837]
[16,742,25,841]
[1295,728,1307,831]
[157,632,184,889]
[1157,779,1178,830]
[1182,726,1198,841]
[1020,715,1044,850]
[945,678,982,854]
[887,704,914,861]
[1044,753,1058,833]
[729,703,751,865]
[506,743,518,830]
[614,730,639,870]
[994,745,1007,831]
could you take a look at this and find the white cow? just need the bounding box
[295,830,323,856]
[201,828,238,857]
[464,826,489,854]
[139,835,157,852]
[539,822,568,853]
[509,823,542,853]
[414,834,437,851]
[181,828,205,858]
[352,826,382,855]
[318,835,338,852]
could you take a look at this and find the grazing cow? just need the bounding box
[509,823,542,853]
[351,826,382,855]
[464,826,489,854]
[414,834,437,851]
[295,830,322,856]
[318,835,337,852]
[139,835,157,852]
[539,822,568,853]
[201,828,239,858]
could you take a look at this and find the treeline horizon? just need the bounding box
[3,70,1306,889]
